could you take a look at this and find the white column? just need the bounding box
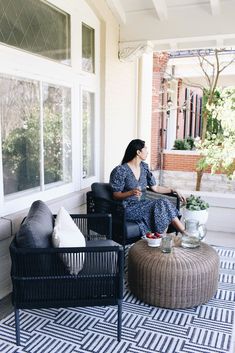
[137,52,153,162]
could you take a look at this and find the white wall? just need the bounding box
[86,0,138,181]
[182,191,235,235]
[104,42,138,180]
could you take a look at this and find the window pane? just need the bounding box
[82,91,95,178]
[43,84,72,186]
[0,75,40,195]
[0,0,71,64]
[82,23,95,73]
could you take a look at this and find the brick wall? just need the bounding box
[154,151,235,193]
[162,151,234,174]
[151,54,203,170]
[163,151,200,172]
[176,79,185,140]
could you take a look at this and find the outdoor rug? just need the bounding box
[0,245,234,353]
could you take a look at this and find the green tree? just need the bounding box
[2,108,67,193]
[195,49,235,190]
[196,87,235,179]
[2,111,40,193]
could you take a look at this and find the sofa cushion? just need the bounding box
[16,200,54,248]
[80,240,119,275]
[52,207,86,275]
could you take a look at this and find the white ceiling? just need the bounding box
[106,0,235,51]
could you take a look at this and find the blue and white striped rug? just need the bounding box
[0,246,234,353]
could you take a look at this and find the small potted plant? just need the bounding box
[183,194,209,224]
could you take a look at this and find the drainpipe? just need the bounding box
[159,115,165,186]
[158,78,166,186]
[159,147,164,186]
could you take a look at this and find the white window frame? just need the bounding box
[0,0,100,216]
[80,85,99,189]
[79,12,100,189]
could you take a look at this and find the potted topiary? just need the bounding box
[183,194,209,225]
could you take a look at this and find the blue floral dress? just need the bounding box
[109,162,179,235]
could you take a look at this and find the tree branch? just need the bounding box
[198,55,212,87]
[197,50,214,66]
[181,78,204,90]
[210,50,220,97]
[219,56,235,73]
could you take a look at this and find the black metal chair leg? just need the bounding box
[117,300,122,341]
[14,308,20,346]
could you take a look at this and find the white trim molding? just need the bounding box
[118,41,154,62]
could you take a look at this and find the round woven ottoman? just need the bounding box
[128,240,219,308]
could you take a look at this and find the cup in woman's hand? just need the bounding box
[136,186,142,201]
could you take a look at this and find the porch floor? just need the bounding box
[0,229,234,322]
[206,229,234,248]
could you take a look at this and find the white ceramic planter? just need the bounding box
[183,208,209,225]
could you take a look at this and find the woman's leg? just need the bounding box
[171,217,185,234]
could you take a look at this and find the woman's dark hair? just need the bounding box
[121,139,145,164]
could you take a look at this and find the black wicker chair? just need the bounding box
[10,213,124,345]
[87,182,181,247]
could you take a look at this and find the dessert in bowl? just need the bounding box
[142,232,162,247]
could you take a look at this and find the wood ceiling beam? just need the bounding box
[151,0,168,21]
[210,0,221,16]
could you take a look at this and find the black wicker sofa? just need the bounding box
[10,200,124,345]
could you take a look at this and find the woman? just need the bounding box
[109,139,187,236]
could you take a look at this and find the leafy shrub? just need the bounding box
[173,137,195,150]
[173,139,190,150]
[186,137,195,150]
[186,194,209,210]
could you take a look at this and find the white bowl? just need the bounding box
[142,235,162,247]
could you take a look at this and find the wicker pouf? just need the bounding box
[128,240,219,309]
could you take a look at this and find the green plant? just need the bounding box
[173,137,195,150]
[194,49,235,191]
[2,107,71,194]
[185,194,209,211]
[173,139,191,150]
[186,137,195,150]
[196,87,235,180]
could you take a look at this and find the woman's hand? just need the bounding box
[113,188,142,201]
[131,188,142,198]
[151,185,185,202]
[172,189,186,203]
